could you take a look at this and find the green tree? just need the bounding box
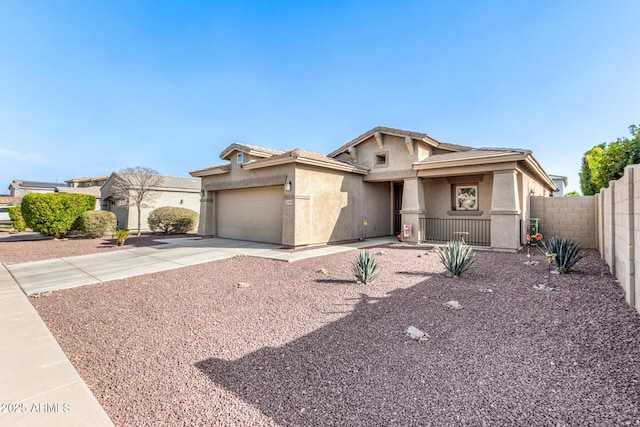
[580,124,640,194]
[579,156,598,196]
[565,191,581,197]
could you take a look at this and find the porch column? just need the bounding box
[401,177,425,243]
[197,190,216,237]
[490,169,521,251]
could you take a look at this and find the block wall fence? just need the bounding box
[530,164,640,313]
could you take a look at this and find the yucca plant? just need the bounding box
[539,236,586,274]
[353,250,379,284]
[438,240,475,277]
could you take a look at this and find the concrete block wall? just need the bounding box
[529,196,597,248]
[532,165,640,313]
[597,165,639,312]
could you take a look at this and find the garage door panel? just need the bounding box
[218,186,284,244]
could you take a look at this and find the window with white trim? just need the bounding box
[455,185,478,211]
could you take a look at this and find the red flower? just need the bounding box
[535,233,543,241]
[525,234,531,241]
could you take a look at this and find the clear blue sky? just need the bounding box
[1,1,639,193]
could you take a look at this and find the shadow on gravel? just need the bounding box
[395,271,442,277]
[314,279,358,285]
[195,260,640,426]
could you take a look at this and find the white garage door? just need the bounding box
[218,186,284,244]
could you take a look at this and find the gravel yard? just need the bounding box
[0,232,192,264]
[30,245,640,426]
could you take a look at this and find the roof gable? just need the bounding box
[219,143,283,161]
[242,148,369,175]
[327,126,470,158]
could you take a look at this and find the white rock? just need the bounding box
[445,300,463,310]
[478,288,493,293]
[403,326,429,341]
[236,282,250,288]
[376,250,387,255]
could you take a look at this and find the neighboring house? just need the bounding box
[8,180,64,197]
[65,175,109,188]
[101,174,201,231]
[0,195,20,206]
[55,186,102,210]
[190,126,557,251]
[548,175,568,197]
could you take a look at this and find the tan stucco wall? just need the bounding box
[354,135,432,181]
[294,166,390,246]
[422,174,493,219]
[123,189,200,232]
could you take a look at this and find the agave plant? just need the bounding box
[539,236,586,274]
[438,240,475,277]
[353,250,379,284]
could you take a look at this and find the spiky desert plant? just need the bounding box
[353,250,379,284]
[438,240,475,277]
[115,229,130,246]
[539,236,586,274]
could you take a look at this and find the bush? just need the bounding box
[21,193,95,238]
[539,236,587,274]
[115,229,130,246]
[79,210,117,238]
[147,206,198,234]
[8,206,26,232]
[438,240,475,277]
[353,250,379,284]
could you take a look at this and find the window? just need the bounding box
[374,151,388,168]
[237,153,244,164]
[455,185,478,210]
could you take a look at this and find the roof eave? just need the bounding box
[189,165,231,177]
[242,156,368,175]
[412,152,527,170]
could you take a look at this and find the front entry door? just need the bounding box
[393,182,403,235]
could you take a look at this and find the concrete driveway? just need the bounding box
[6,236,395,295]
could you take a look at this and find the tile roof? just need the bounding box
[219,143,284,160]
[244,148,370,174]
[415,148,531,164]
[328,126,471,158]
[55,186,102,197]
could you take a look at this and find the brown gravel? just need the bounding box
[31,246,640,426]
[0,232,193,264]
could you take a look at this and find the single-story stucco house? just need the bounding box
[190,127,557,251]
[101,173,201,232]
[55,186,102,210]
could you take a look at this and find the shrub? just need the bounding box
[8,206,26,232]
[353,250,379,284]
[147,206,198,234]
[539,236,587,274]
[438,240,475,277]
[21,193,95,238]
[79,210,117,238]
[115,229,130,246]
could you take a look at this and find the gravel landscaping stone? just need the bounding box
[30,247,640,426]
[0,233,194,264]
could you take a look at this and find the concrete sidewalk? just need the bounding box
[0,236,393,426]
[0,265,114,426]
[7,236,395,296]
